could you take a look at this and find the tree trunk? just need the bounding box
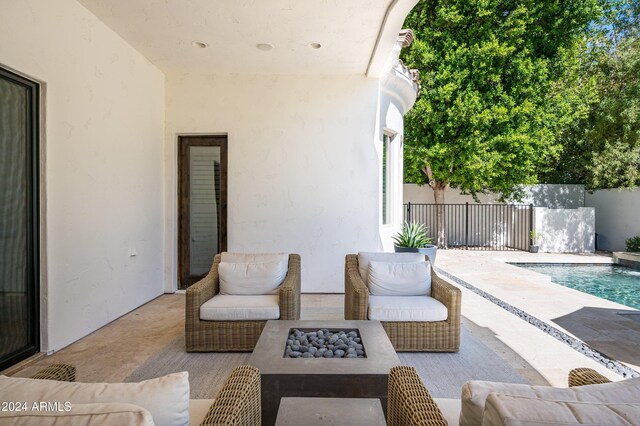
[432,184,448,248]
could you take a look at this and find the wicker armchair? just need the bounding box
[388,366,448,426]
[568,368,613,387]
[186,253,301,352]
[344,254,461,352]
[27,364,261,426]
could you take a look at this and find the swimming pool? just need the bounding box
[512,264,640,310]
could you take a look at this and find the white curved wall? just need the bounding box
[377,83,408,251]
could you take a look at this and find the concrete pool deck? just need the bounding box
[437,250,640,378]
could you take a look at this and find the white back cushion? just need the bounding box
[357,252,425,284]
[221,252,288,264]
[0,403,154,426]
[367,261,431,296]
[483,393,640,426]
[461,376,640,426]
[219,261,287,295]
[0,372,190,426]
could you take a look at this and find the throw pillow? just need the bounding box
[357,252,425,284]
[219,260,287,295]
[0,372,189,426]
[367,261,431,296]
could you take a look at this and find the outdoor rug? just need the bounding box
[125,327,528,399]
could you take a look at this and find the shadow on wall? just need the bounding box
[553,307,640,370]
[514,184,585,209]
[535,207,595,253]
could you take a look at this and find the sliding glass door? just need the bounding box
[0,67,40,370]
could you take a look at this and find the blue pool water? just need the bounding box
[513,264,640,310]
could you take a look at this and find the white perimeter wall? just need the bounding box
[0,0,166,351]
[585,188,640,252]
[404,184,585,208]
[165,74,385,293]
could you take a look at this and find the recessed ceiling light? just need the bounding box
[256,43,274,51]
[308,42,322,49]
[191,41,208,49]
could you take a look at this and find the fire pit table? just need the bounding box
[248,320,400,426]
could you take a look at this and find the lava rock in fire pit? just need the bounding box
[284,328,366,358]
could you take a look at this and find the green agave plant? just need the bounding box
[392,222,433,248]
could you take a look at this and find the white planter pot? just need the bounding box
[394,245,437,266]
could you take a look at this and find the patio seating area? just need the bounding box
[5,250,638,425]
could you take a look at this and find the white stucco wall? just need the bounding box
[585,188,640,252]
[404,184,585,208]
[0,0,166,352]
[534,207,595,253]
[165,74,386,293]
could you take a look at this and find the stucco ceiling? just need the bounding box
[77,0,409,75]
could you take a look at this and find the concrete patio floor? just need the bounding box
[438,250,640,377]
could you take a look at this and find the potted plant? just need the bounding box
[392,222,437,265]
[529,230,540,253]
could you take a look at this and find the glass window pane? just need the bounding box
[0,77,30,358]
[382,135,391,225]
[189,146,220,275]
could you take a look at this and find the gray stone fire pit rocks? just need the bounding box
[284,328,366,358]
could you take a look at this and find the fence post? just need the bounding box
[465,202,469,249]
[407,202,411,223]
[529,203,534,247]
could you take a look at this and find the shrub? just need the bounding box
[626,236,640,253]
[392,222,434,248]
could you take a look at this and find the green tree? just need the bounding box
[541,0,640,189]
[402,0,600,246]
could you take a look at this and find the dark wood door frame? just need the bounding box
[177,135,227,289]
[0,66,40,370]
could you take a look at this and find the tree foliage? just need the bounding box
[540,0,640,189]
[402,0,602,200]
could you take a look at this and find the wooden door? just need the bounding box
[178,135,227,289]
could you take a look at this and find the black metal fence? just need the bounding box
[404,203,533,251]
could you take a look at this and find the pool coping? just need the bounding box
[614,252,640,271]
[436,266,640,379]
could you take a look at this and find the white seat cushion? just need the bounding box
[368,261,431,296]
[483,393,640,426]
[200,295,280,321]
[0,372,190,426]
[367,295,448,322]
[218,261,287,295]
[433,398,462,426]
[189,399,215,426]
[357,252,425,285]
